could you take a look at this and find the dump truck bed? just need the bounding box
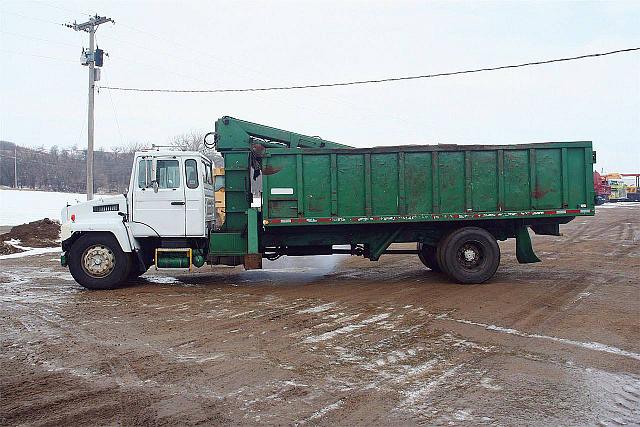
[261,141,595,226]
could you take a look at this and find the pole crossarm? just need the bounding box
[65,15,114,32]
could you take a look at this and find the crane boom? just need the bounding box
[214,116,351,151]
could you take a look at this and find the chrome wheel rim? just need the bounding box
[81,244,115,278]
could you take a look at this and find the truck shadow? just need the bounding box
[125,267,455,290]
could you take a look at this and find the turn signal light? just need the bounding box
[71,214,76,222]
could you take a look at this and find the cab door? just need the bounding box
[133,156,186,236]
[184,158,205,236]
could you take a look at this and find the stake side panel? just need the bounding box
[261,141,594,226]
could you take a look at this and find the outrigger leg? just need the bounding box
[515,226,541,264]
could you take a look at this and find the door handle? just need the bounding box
[171,201,185,205]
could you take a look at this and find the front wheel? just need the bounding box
[68,233,131,290]
[438,227,500,284]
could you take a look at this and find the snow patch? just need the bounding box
[306,399,344,422]
[443,316,640,361]
[297,302,336,314]
[303,313,391,343]
[0,189,98,225]
[0,246,60,260]
[143,275,182,284]
[402,364,465,406]
[596,202,640,209]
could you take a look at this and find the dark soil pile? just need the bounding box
[0,218,61,248]
[0,241,23,255]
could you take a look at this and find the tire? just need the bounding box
[439,227,500,284]
[436,231,456,276]
[417,243,442,272]
[128,255,149,279]
[68,233,131,290]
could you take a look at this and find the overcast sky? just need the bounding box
[1,0,639,172]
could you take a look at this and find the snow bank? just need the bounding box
[0,246,61,260]
[596,202,640,209]
[0,189,90,226]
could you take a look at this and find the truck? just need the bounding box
[60,117,596,289]
[593,171,611,205]
[621,174,640,202]
[605,173,628,202]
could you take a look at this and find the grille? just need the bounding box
[93,204,119,213]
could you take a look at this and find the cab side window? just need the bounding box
[157,160,180,189]
[201,160,213,186]
[137,159,152,188]
[185,159,199,189]
[206,162,213,185]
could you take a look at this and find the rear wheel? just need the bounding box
[68,233,131,290]
[417,243,441,272]
[438,227,500,284]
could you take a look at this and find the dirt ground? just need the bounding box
[1,205,639,426]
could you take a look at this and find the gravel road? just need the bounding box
[1,205,639,425]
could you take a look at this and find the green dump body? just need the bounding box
[211,117,595,264]
[262,143,595,226]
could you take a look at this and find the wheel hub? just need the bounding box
[463,248,478,262]
[457,242,483,269]
[81,245,115,278]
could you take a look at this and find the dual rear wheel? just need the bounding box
[418,227,500,284]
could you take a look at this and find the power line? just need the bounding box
[0,30,78,48]
[100,47,640,94]
[113,20,419,127]
[0,49,75,63]
[102,71,125,146]
[36,1,91,17]
[1,10,65,26]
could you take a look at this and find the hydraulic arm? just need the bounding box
[213,116,351,151]
[210,117,352,267]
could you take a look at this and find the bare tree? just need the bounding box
[170,130,223,167]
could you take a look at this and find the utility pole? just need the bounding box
[14,146,17,188]
[66,15,114,200]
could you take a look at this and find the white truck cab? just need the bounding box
[60,149,215,289]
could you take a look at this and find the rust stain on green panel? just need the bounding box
[371,153,399,215]
[534,148,562,209]
[404,152,433,214]
[265,155,297,218]
[302,155,331,216]
[337,154,366,216]
[504,150,530,211]
[567,147,586,209]
[471,151,498,212]
[438,152,465,213]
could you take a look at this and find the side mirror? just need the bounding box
[152,181,159,193]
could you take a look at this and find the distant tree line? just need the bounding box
[0,132,223,194]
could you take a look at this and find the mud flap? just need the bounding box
[515,226,541,264]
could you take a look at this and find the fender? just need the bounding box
[60,194,137,253]
[61,219,136,253]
